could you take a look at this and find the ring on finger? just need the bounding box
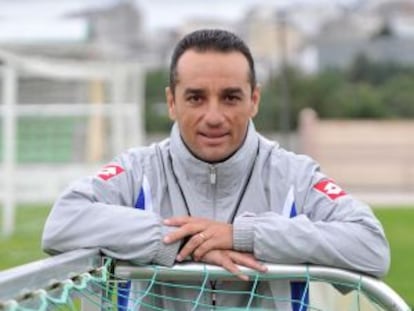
[198,232,207,241]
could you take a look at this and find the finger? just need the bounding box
[229,252,268,273]
[163,224,202,244]
[193,228,233,261]
[163,216,192,226]
[163,227,194,244]
[176,233,206,261]
[192,238,215,261]
[220,256,249,281]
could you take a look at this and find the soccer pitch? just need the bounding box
[0,205,413,307]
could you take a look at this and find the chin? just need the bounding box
[199,151,233,163]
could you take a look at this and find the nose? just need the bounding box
[204,102,224,127]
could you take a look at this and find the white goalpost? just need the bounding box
[1,64,17,238]
[0,49,146,237]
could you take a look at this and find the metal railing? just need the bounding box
[0,249,102,302]
[0,249,411,311]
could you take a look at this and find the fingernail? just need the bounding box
[176,255,182,262]
[163,236,170,243]
[163,219,170,225]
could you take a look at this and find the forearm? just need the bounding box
[233,212,390,277]
[42,197,180,266]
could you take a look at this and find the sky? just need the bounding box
[0,0,364,32]
[134,0,363,31]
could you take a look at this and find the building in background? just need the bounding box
[314,0,414,71]
[238,6,306,81]
[67,0,144,60]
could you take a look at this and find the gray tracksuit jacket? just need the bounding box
[42,121,390,310]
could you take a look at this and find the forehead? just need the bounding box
[175,49,250,87]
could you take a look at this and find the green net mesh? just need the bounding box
[1,259,410,311]
[2,260,110,311]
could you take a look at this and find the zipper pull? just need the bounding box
[209,166,216,185]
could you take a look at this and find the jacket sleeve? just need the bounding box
[233,155,390,278]
[42,152,180,266]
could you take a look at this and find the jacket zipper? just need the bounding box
[209,165,218,308]
[209,165,217,220]
[209,165,217,185]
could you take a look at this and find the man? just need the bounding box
[42,29,390,310]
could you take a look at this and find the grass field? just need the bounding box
[0,204,413,307]
[374,207,414,307]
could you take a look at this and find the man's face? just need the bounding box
[166,50,260,163]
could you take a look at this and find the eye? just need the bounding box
[223,94,241,104]
[186,94,203,104]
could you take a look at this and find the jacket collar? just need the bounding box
[169,121,259,195]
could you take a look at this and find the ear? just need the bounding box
[250,84,261,118]
[165,86,176,121]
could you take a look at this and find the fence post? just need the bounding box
[1,64,17,237]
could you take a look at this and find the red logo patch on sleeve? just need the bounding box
[97,164,125,181]
[314,179,347,200]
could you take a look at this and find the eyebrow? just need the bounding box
[221,87,245,97]
[183,87,246,97]
[184,88,206,96]
[221,87,243,94]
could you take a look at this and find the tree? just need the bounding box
[144,56,414,134]
[381,74,414,118]
[145,69,173,132]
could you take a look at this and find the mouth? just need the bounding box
[198,131,229,144]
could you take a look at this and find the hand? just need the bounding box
[200,250,268,281]
[163,216,233,261]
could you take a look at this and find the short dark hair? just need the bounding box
[169,29,256,93]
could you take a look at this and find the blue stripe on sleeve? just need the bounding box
[135,186,145,210]
[290,201,297,218]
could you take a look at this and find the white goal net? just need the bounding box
[0,49,145,236]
